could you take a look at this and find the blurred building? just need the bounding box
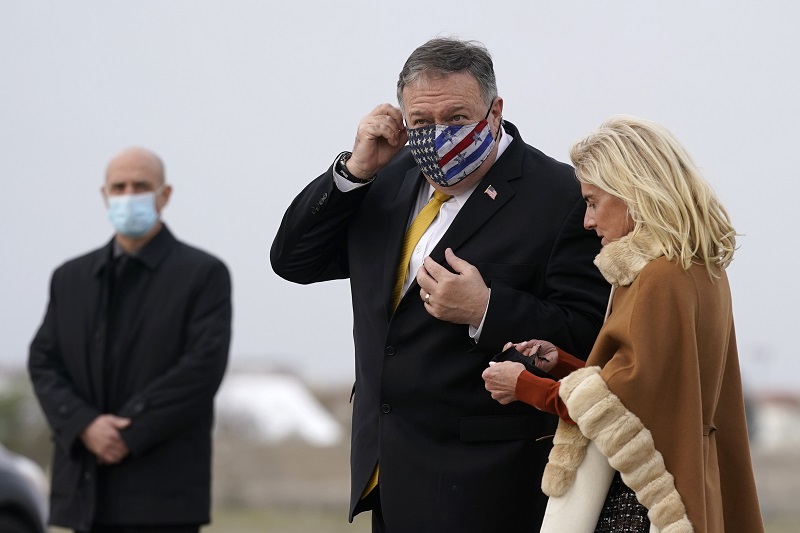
[215,371,343,446]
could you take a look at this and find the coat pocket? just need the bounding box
[459,412,555,442]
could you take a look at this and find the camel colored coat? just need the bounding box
[542,233,763,533]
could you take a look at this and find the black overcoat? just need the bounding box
[271,122,609,532]
[28,226,231,531]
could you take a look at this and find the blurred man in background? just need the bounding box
[28,147,232,533]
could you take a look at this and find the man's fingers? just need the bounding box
[110,415,132,429]
[421,256,449,282]
[374,117,404,143]
[444,248,473,274]
[369,103,404,123]
[422,251,475,280]
[416,262,434,291]
[363,105,405,141]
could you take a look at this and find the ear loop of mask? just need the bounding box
[484,98,502,142]
[483,100,493,120]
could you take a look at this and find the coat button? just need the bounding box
[384,346,395,356]
[381,404,391,414]
[58,405,69,415]
[133,401,145,414]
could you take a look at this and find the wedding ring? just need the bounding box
[424,293,431,304]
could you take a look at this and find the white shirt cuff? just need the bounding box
[469,288,491,341]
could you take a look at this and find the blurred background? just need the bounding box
[1,1,798,531]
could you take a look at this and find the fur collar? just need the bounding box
[594,229,664,287]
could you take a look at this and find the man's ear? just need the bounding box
[157,185,173,213]
[492,97,504,124]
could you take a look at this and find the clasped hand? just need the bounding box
[80,414,131,465]
[482,339,559,405]
[501,339,559,372]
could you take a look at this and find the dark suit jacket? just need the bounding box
[28,226,231,531]
[271,121,609,532]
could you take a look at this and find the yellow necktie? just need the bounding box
[362,190,452,500]
[391,190,452,310]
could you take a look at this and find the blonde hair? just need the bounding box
[570,115,737,276]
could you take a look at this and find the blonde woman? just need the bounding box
[483,116,763,532]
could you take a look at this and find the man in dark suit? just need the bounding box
[271,37,609,532]
[28,147,232,533]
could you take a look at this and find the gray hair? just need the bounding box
[396,37,498,110]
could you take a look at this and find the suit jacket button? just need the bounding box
[381,403,391,414]
[384,346,395,356]
[133,401,145,414]
[57,405,69,415]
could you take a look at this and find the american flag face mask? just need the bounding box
[406,104,496,188]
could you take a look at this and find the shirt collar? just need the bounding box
[93,224,176,276]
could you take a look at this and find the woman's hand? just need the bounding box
[502,339,559,372]
[482,361,525,404]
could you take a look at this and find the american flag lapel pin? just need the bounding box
[484,185,497,200]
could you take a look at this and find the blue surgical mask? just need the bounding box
[107,189,161,237]
[407,104,497,187]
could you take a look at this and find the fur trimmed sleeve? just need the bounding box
[547,366,693,532]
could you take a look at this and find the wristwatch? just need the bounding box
[334,151,374,184]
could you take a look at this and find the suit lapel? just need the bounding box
[383,167,426,320]
[89,243,114,407]
[428,177,516,266]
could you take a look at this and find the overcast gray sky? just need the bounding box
[2,1,798,393]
